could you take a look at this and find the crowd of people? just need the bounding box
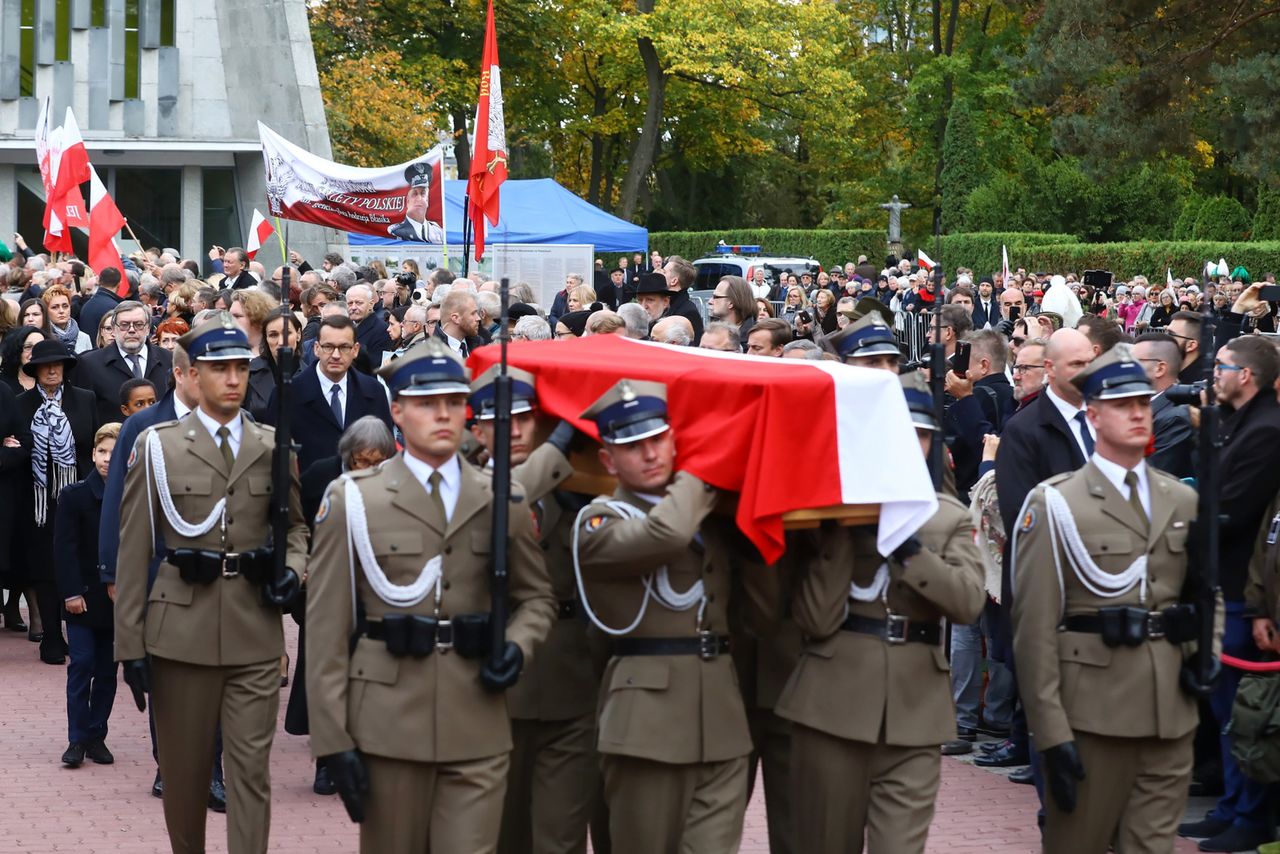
[3,234,1280,853]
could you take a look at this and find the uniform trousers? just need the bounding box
[790,723,940,854]
[65,623,116,744]
[499,714,598,854]
[745,705,793,854]
[151,656,279,854]
[601,754,748,854]
[361,752,510,854]
[1043,730,1193,854]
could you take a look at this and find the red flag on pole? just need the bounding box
[245,209,275,260]
[88,165,127,293]
[467,0,508,261]
[43,108,91,254]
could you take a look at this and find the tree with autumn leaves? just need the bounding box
[309,0,1280,246]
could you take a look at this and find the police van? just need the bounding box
[691,245,822,292]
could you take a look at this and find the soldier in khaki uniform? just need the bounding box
[776,371,986,854]
[305,339,555,854]
[574,379,769,853]
[464,365,601,854]
[1011,343,1215,853]
[114,318,309,854]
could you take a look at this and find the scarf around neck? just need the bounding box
[50,317,80,351]
[30,385,77,526]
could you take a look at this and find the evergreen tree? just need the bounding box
[1254,185,1280,241]
[939,100,983,234]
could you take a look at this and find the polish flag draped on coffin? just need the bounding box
[468,335,937,562]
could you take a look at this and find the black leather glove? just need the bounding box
[995,318,1015,338]
[480,641,524,693]
[263,569,301,609]
[891,536,922,564]
[322,749,370,823]
[122,658,150,712]
[546,419,579,457]
[1042,741,1086,814]
[1180,656,1222,699]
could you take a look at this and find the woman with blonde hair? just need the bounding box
[165,282,199,325]
[567,284,598,313]
[230,288,276,353]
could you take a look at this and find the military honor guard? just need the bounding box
[573,379,771,853]
[113,317,309,854]
[1011,343,1215,853]
[827,311,902,372]
[464,365,603,854]
[775,371,986,853]
[305,338,555,854]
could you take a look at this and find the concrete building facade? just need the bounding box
[0,0,335,270]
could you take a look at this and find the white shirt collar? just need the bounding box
[194,406,242,450]
[401,451,462,520]
[117,342,147,367]
[1045,384,1085,421]
[1090,453,1151,513]
[315,361,348,395]
[174,395,192,419]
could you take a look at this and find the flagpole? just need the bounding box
[274,216,288,264]
[462,191,472,277]
[440,150,451,273]
[122,218,143,248]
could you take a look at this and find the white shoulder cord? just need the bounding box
[1043,485,1148,604]
[344,476,442,608]
[145,429,225,542]
[572,499,706,637]
[850,563,890,603]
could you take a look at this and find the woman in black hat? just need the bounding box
[14,340,100,664]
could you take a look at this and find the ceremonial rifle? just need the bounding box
[1189,275,1222,693]
[928,300,945,490]
[487,276,513,668]
[271,267,296,602]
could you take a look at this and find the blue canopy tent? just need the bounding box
[347,178,647,252]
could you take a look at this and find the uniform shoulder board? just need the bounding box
[347,466,379,480]
[935,493,968,514]
[1043,472,1073,487]
[151,418,182,431]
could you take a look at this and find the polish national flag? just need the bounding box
[50,108,90,215]
[917,249,936,272]
[467,0,509,261]
[245,209,274,260]
[88,165,128,294]
[469,335,937,562]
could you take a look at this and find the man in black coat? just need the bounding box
[78,268,127,342]
[345,284,392,366]
[433,289,485,358]
[1176,336,1280,851]
[1133,333,1196,480]
[944,329,1015,502]
[55,427,117,767]
[265,315,393,473]
[660,257,705,345]
[73,301,173,425]
[984,328,1096,774]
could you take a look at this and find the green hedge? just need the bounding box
[648,230,885,267]
[934,232,1081,275]
[1017,241,1280,280]
[1193,196,1252,242]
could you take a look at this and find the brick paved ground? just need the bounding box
[0,609,1204,853]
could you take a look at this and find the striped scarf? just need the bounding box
[30,386,76,526]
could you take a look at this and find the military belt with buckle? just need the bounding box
[1061,604,1198,647]
[166,548,273,585]
[612,633,731,661]
[362,613,492,659]
[840,613,941,645]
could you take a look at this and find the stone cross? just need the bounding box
[879,194,911,243]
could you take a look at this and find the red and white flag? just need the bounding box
[88,165,127,293]
[1001,244,1010,284]
[467,0,509,261]
[917,249,936,272]
[246,209,274,260]
[470,335,936,562]
[42,108,91,253]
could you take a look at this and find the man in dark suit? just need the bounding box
[660,257,705,345]
[266,315,392,473]
[1134,333,1195,480]
[971,279,1000,330]
[387,162,444,242]
[218,248,257,290]
[433,289,485,359]
[344,284,392,366]
[73,301,173,425]
[945,329,1015,502]
[984,328,1096,777]
[1177,336,1280,852]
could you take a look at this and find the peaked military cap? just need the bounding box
[634,273,671,297]
[900,371,939,432]
[404,161,432,188]
[1071,341,1154,401]
[581,379,669,445]
[179,314,254,362]
[377,337,470,397]
[827,312,900,361]
[470,364,537,420]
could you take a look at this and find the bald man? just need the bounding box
[651,316,695,346]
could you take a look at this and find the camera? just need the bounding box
[1165,381,1207,406]
[796,309,813,325]
[411,287,430,306]
[395,270,418,288]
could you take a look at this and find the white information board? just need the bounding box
[345,243,595,309]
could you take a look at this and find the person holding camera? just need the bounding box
[1132,333,1196,480]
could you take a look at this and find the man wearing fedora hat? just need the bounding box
[306,338,554,852]
[114,315,310,854]
[389,162,444,243]
[15,340,99,665]
[1011,342,1215,853]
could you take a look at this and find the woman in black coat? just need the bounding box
[54,423,119,766]
[15,340,100,664]
[246,307,303,423]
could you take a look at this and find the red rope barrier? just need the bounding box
[1222,654,1280,672]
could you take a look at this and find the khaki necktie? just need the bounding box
[216,426,235,471]
[428,470,448,524]
[1124,470,1147,529]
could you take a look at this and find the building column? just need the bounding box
[0,164,15,247]
[180,164,202,262]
